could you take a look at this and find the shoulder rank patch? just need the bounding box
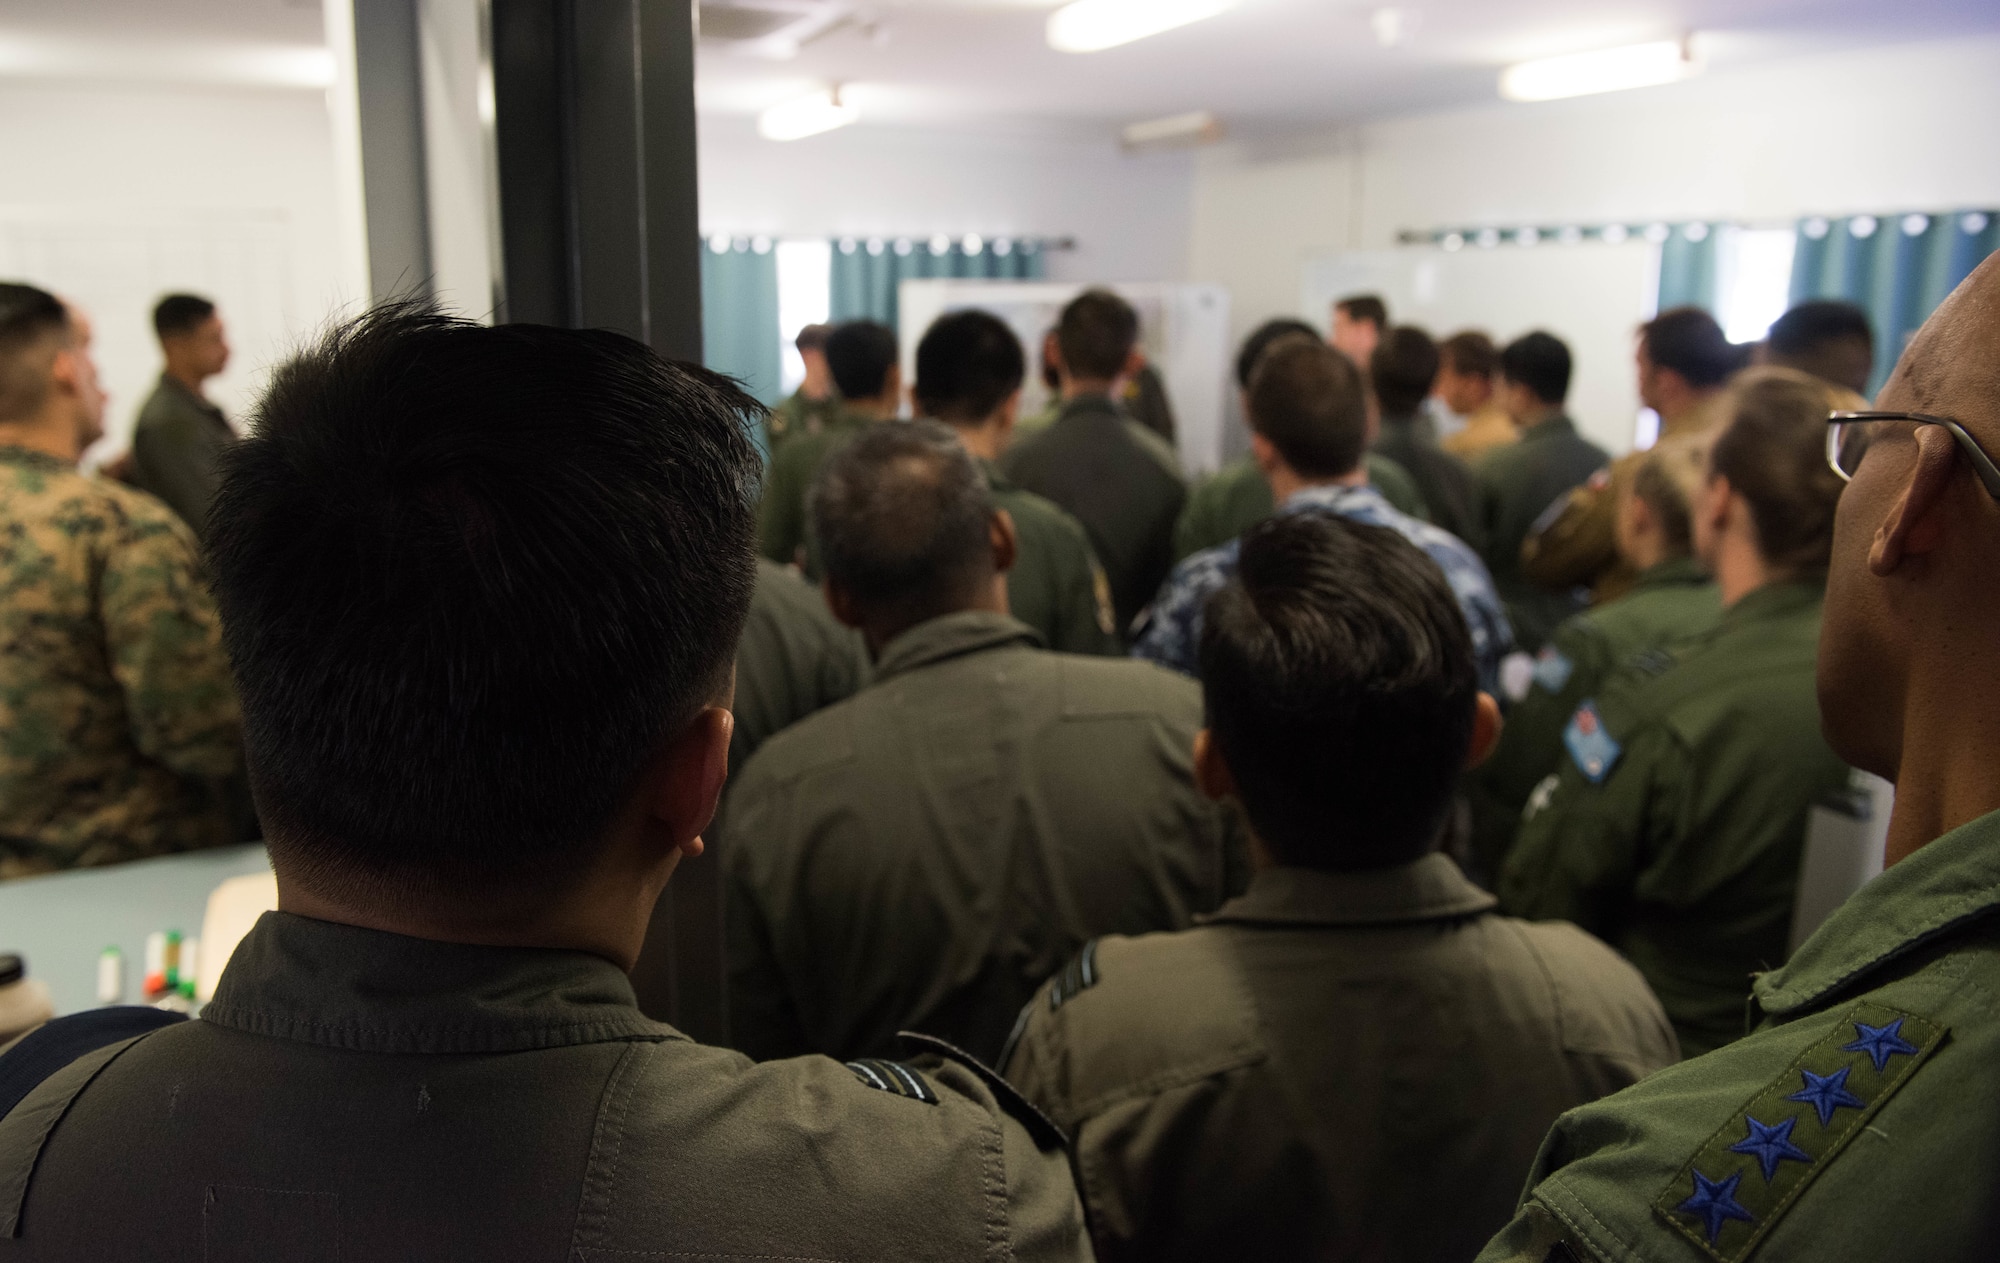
[1631,647,1676,678]
[1652,1002,1945,1262]
[1563,701,1622,784]
[1534,646,1575,694]
[1049,939,1101,1011]
[845,1058,939,1104]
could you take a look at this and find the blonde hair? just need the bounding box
[1709,367,1853,573]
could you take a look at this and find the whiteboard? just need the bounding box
[898,280,1235,475]
[1300,243,1659,458]
[0,208,305,463]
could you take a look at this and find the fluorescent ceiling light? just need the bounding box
[1499,38,1699,102]
[1047,0,1238,54]
[758,87,858,141]
[1121,110,1224,151]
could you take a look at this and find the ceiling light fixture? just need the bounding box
[1047,0,1239,54]
[1499,37,1699,102]
[1120,110,1225,151]
[757,86,859,141]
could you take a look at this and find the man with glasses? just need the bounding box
[1478,255,2000,1260]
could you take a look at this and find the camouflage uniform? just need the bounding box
[0,447,245,878]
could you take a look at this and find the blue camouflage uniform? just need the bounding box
[1130,483,1513,692]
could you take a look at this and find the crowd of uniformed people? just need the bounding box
[0,251,1997,1259]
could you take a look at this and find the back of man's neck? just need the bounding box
[165,365,208,398]
[0,421,77,463]
[1266,465,1369,504]
[1887,673,2000,865]
[1061,382,1115,403]
[1519,407,1561,431]
[949,421,1005,463]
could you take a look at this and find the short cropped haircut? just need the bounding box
[1630,432,1713,558]
[1642,307,1740,389]
[1202,512,1477,870]
[1501,331,1572,405]
[205,303,761,900]
[826,321,899,400]
[1248,337,1368,479]
[812,420,996,627]
[1055,288,1139,381]
[0,282,70,423]
[1370,325,1441,417]
[1708,367,1849,574]
[1335,294,1388,331]
[1439,330,1498,379]
[153,293,217,340]
[1234,318,1320,390]
[914,309,1026,425]
[795,322,832,353]
[1768,301,1873,359]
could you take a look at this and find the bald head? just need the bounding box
[1818,252,2000,847]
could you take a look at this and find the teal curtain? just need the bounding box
[829,236,1047,331]
[700,239,782,418]
[1790,210,2000,395]
[1656,222,1719,313]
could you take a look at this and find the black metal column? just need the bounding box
[489,0,704,363]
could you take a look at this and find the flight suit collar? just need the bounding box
[1519,413,1579,443]
[872,609,1044,684]
[978,456,1021,495]
[1202,853,1497,928]
[1280,481,1386,518]
[1632,556,1710,592]
[1719,576,1824,629]
[1054,393,1123,427]
[200,911,677,1054]
[156,372,226,421]
[1753,808,2000,1017]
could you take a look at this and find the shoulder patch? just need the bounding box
[1534,646,1575,694]
[897,1030,1069,1151]
[1630,647,1676,678]
[844,1058,939,1105]
[1652,1002,1944,1262]
[1049,939,1101,1011]
[1563,702,1623,784]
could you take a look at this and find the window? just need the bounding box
[775,239,832,395]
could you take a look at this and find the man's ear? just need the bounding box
[1870,424,1959,575]
[1193,729,1237,803]
[823,578,863,630]
[1463,693,1503,771]
[1699,473,1734,540]
[1122,348,1147,380]
[1249,431,1280,476]
[649,706,735,861]
[997,387,1022,435]
[990,508,1019,575]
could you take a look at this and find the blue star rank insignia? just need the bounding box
[1653,1002,1945,1261]
[1533,646,1575,694]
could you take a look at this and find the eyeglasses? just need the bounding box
[1826,411,2000,500]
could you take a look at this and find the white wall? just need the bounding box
[0,80,361,455]
[1190,35,2000,444]
[699,116,1196,286]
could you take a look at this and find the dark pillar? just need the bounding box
[489,0,704,363]
[353,0,433,300]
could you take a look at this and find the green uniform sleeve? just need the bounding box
[1474,1200,1597,1263]
[99,505,243,783]
[721,813,812,1060]
[1498,720,1689,942]
[1043,527,1119,657]
[132,407,232,540]
[756,445,807,566]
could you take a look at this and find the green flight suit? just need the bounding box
[1170,454,1430,562]
[130,374,235,541]
[985,460,1119,656]
[1473,414,1610,653]
[0,912,1094,1261]
[724,610,1243,1066]
[1004,856,1678,1263]
[1478,807,2000,1262]
[1470,556,1722,877]
[0,447,246,878]
[730,560,869,771]
[1499,580,1850,1056]
[763,388,843,453]
[755,405,874,568]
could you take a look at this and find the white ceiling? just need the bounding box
[694,0,2000,137]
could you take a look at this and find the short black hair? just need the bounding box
[1335,294,1388,331]
[1766,301,1875,394]
[1055,288,1139,381]
[1439,330,1498,379]
[1248,336,1368,479]
[795,322,832,353]
[1234,318,1320,390]
[1370,325,1440,417]
[811,419,995,629]
[914,309,1026,425]
[826,321,899,400]
[1641,306,1740,389]
[1201,511,1477,871]
[1501,331,1572,405]
[0,282,70,423]
[206,302,761,900]
[153,293,217,340]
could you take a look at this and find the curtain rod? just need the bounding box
[1396,209,1995,248]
